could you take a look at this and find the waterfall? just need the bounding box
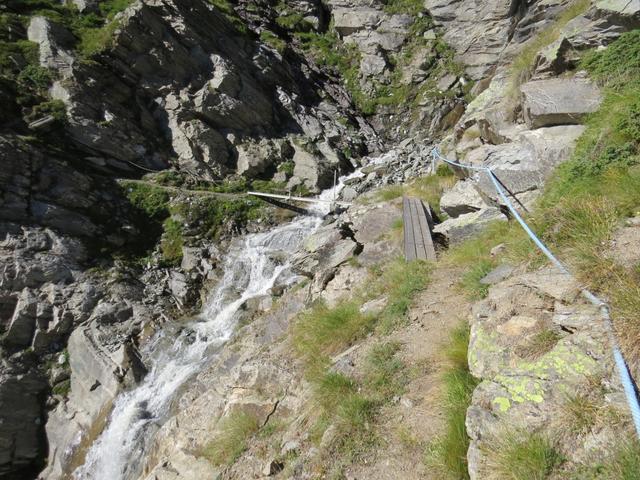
[74,172,360,480]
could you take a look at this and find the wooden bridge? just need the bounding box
[403,196,436,261]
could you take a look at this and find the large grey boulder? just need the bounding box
[520,77,603,128]
[440,181,487,218]
[434,208,506,244]
[291,142,335,191]
[236,139,294,178]
[332,8,382,36]
[4,288,37,347]
[469,125,586,203]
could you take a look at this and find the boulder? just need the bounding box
[470,125,586,203]
[434,208,506,244]
[236,139,293,177]
[292,143,334,191]
[520,77,603,128]
[440,181,487,218]
[4,288,37,347]
[332,8,382,36]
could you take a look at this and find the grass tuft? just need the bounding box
[426,323,478,479]
[484,431,563,480]
[458,259,494,299]
[202,410,260,467]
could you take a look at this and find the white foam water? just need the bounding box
[74,172,359,480]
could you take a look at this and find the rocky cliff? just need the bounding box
[0,0,638,478]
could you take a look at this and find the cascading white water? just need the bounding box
[74,172,361,480]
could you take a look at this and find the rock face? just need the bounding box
[520,77,603,128]
[37,0,367,187]
[465,266,623,480]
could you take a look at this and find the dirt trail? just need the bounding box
[346,264,471,480]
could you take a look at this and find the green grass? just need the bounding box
[484,431,563,480]
[292,301,376,376]
[160,218,183,266]
[448,32,640,362]
[426,323,478,479]
[291,256,424,474]
[458,258,494,299]
[260,30,286,54]
[600,440,640,480]
[377,259,431,328]
[509,0,590,92]
[202,410,260,466]
[123,182,170,221]
[364,342,407,400]
[52,379,71,396]
[560,393,601,435]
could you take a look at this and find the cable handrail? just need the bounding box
[431,146,640,438]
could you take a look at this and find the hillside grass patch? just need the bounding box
[425,323,479,479]
[448,32,640,359]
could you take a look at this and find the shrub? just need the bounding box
[123,182,170,221]
[260,30,286,53]
[28,99,67,122]
[17,64,53,91]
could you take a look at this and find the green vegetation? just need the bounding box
[293,301,376,376]
[516,329,561,360]
[202,410,260,466]
[276,13,312,32]
[458,259,493,299]
[260,30,286,54]
[123,182,170,220]
[560,393,601,435]
[426,323,479,479]
[160,218,183,266]
[52,379,71,397]
[382,0,424,15]
[599,440,640,480]
[448,30,640,360]
[207,0,248,34]
[509,0,590,92]
[484,431,563,480]
[371,165,455,215]
[290,258,428,475]
[26,98,67,122]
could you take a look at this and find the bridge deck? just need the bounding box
[403,197,437,261]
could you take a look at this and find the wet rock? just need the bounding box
[520,77,603,128]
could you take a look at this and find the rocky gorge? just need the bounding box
[0,0,639,478]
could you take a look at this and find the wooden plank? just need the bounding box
[403,197,417,261]
[403,196,437,262]
[417,200,437,261]
[410,198,427,260]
